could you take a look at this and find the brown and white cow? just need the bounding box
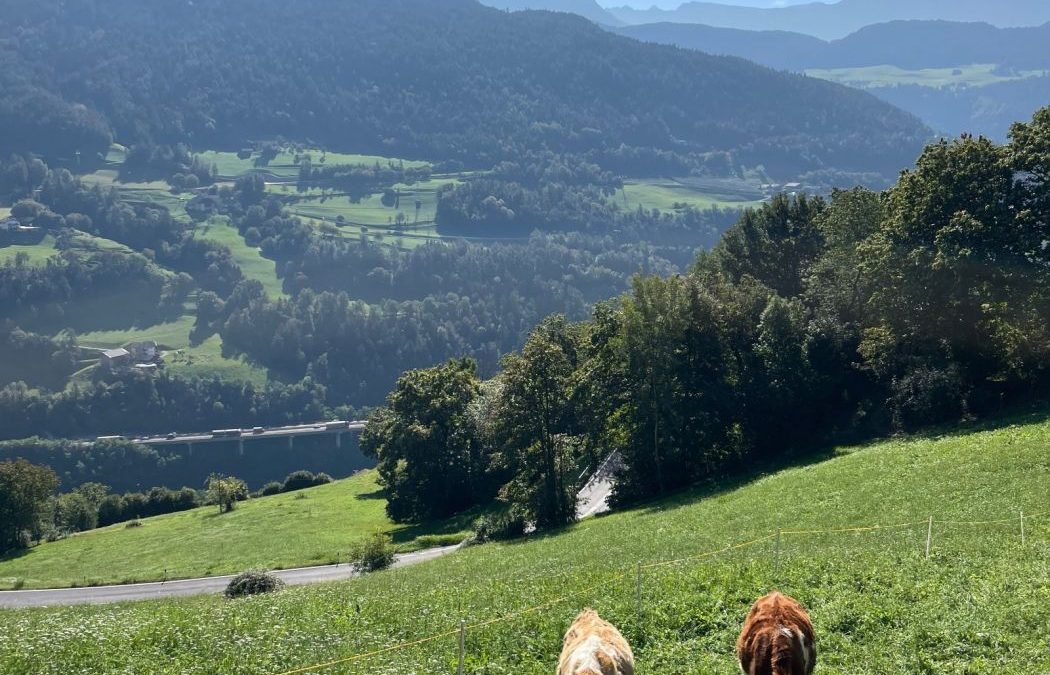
[736,591,816,675]
[557,608,635,675]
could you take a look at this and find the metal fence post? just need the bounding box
[925,516,933,560]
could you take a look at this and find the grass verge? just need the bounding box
[0,471,471,590]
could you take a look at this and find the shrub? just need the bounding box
[206,474,249,513]
[224,570,284,599]
[125,519,143,529]
[281,470,332,493]
[890,365,968,431]
[258,481,283,497]
[349,532,396,573]
[469,511,527,546]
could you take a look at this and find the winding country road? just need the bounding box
[0,545,459,609]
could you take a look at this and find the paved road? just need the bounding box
[0,545,459,609]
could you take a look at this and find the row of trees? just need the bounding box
[296,159,431,198]
[435,178,736,240]
[0,250,175,320]
[362,110,1050,528]
[0,326,80,391]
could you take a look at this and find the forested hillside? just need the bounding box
[0,0,927,180]
[362,108,1050,525]
[614,19,1050,140]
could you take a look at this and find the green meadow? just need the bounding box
[806,63,1050,90]
[194,217,286,298]
[0,471,470,590]
[0,235,58,267]
[621,177,765,212]
[198,149,430,180]
[2,413,1046,673]
[274,175,464,227]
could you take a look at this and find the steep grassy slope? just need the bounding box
[0,471,470,590]
[1,413,1047,673]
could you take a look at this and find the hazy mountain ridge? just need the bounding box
[607,0,1050,40]
[612,18,1050,139]
[614,20,1050,71]
[479,0,622,25]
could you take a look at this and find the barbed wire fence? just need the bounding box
[272,509,1047,675]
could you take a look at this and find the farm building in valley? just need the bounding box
[100,348,132,371]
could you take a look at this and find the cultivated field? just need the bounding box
[2,413,1046,673]
[621,177,765,212]
[0,471,470,591]
[806,63,1050,90]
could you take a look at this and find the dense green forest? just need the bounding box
[362,108,1050,527]
[0,436,368,493]
[0,0,927,180]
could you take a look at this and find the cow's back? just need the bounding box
[737,592,816,675]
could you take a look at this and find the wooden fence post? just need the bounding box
[457,619,465,675]
[635,562,643,638]
[774,529,782,578]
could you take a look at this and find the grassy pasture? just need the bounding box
[199,149,430,180]
[0,471,471,590]
[0,228,139,268]
[194,217,286,298]
[806,63,1050,90]
[621,177,765,213]
[79,169,192,220]
[1,412,1046,673]
[0,235,59,267]
[274,175,463,228]
[75,303,269,387]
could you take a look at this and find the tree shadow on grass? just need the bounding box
[387,507,484,546]
[355,488,387,501]
[0,545,36,564]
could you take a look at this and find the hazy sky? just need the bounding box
[597,1,823,9]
